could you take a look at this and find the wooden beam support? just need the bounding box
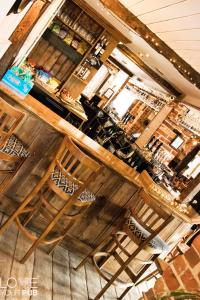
[100,0,200,91]
[118,44,182,98]
[135,104,173,148]
[180,173,200,202]
[0,0,48,78]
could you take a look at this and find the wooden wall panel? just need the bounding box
[29,38,76,83]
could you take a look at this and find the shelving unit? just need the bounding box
[28,0,124,100]
[42,29,83,64]
[56,16,93,45]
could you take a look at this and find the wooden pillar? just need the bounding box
[181,173,200,202]
[0,0,48,78]
[135,104,173,149]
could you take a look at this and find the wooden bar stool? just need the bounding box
[75,188,173,300]
[0,135,102,263]
[0,97,29,193]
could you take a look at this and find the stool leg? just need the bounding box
[47,219,74,255]
[0,157,25,194]
[93,263,132,300]
[93,240,151,300]
[74,234,113,271]
[0,163,55,237]
[0,176,48,236]
[20,191,84,263]
[117,286,132,300]
[20,220,59,263]
[48,206,88,255]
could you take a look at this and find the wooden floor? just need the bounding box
[0,213,155,300]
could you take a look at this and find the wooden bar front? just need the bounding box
[0,84,192,255]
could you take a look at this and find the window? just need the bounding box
[171,136,184,149]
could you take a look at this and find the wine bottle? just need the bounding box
[147,136,156,149]
[151,140,159,153]
[153,142,163,155]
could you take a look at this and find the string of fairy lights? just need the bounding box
[97,0,200,90]
[144,34,197,87]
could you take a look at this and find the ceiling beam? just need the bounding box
[118,44,182,98]
[100,0,200,91]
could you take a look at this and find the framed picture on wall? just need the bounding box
[104,88,114,99]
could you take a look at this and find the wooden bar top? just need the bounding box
[1,83,199,225]
[0,83,139,186]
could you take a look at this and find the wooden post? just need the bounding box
[135,104,173,149]
[0,0,48,78]
[181,173,200,202]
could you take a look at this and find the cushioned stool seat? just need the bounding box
[51,167,96,203]
[0,135,29,158]
[127,216,169,252]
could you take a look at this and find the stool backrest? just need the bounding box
[54,135,102,187]
[130,189,173,236]
[0,97,25,147]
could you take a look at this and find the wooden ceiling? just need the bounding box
[119,0,200,73]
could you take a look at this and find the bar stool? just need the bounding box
[75,188,173,300]
[0,97,29,193]
[0,135,102,263]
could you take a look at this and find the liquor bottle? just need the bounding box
[93,36,107,57]
[94,42,102,56]
[147,136,156,150]
[76,60,91,79]
[151,140,160,153]
[153,142,163,156]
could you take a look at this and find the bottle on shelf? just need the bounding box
[153,142,163,155]
[76,60,91,80]
[151,140,160,153]
[146,136,156,150]
[93,35,108,57]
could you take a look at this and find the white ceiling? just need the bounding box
[111,48,169,96]
[119,0,200,73]
[85,0,200,108]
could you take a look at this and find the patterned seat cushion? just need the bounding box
[0,135,29,158]
[51,167,96,203]
[127,216,169,252]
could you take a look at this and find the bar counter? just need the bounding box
[0,83,139,186]
[0,83,197,255]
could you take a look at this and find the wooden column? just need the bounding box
[135,104,173,148]
[0,0,48,78]
[181,173,200,202]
